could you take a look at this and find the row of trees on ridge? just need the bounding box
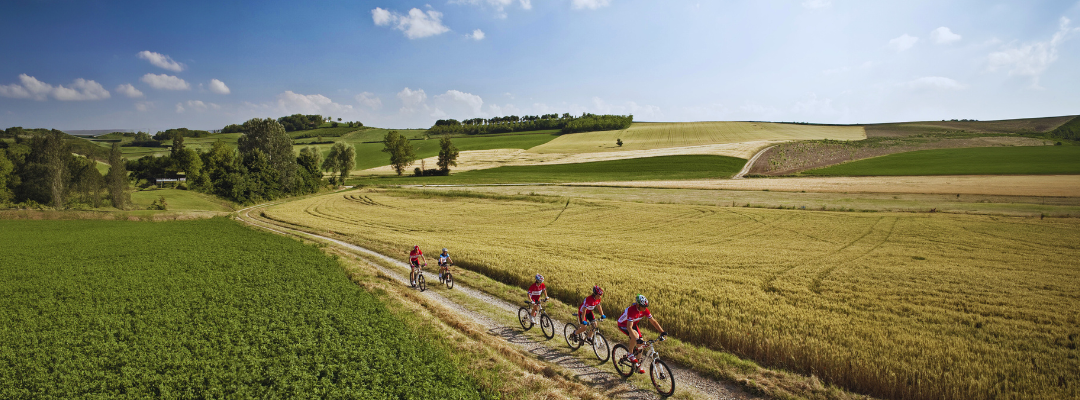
[428,113,633,136]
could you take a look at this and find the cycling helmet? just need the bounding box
[535,274,544,283]
[414,245,420,250]
[593,285,604,296]
[442,248,448,253]
[635,294,648,307]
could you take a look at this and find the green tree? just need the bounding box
[105,143,130,210]
[437,135,459,173]
[382,131,415,176]
[68,156,104,208]
[0,149,14,203]
[238,118,297,192]
[296,147,324,193]
[30,130,70,208]
[321,143,357,186]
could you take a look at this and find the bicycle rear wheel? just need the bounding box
[611,344,633,377]
[592,331,610,362]
[417,274,426,291]
[518,307,533,330]
[445,273,454,289]
[564,323,581,350]
[650,359,675,396]
[540,314,555,339]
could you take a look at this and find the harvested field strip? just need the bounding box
[263,189,1080,400]
[530,121,865,154]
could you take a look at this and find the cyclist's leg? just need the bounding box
[572,311,592,336]
[626,324,642,360]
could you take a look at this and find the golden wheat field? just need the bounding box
[528,121,866,154]
[261,189,1080,400]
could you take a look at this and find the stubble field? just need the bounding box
[261,189,1080,400]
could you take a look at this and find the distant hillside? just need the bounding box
[864,115,1076,137]
[65,129,135,137]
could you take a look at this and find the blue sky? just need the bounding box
[1,0,1079,131]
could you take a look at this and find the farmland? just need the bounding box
[261,188,1080,400]
[128,188,235,212]
[804,145,1080,176]
[0,218,486,399]
[350,155,745,185]
[528,121,866,154]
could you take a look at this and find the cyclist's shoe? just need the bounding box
[626,354,638,363]
[638,364,646,374]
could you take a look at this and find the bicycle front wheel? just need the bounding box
[564,323,581,350]
[592,331,610,362]
[518,307,533,330]
[540,314,555,339]
[417,274,426,291]
[445,273,454,289]
[611,344,633,377]
[650,359,675,396]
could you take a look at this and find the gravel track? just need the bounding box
[238,204,762,400]
[732,145,775,179]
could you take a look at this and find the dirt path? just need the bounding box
[732,145,775,179]
[237,204,763,400]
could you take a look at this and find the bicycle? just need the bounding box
[409,263,427,292]
[612,336,675,396]
[438,262,454,289]
[564,314,610,362]
[517,299,554,339]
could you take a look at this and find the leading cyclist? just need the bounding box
[408,245,427,287]
[571,285,606,342]
[526,274,548,324]
[617,294,667,373]
[437,248,453,281]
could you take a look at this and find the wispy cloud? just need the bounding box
[571,0,612,10]
[356,92,383,110]
[931,27,962,44]
[141,73,190,90]
[469,29,486,40]
[137,51,184,72]
[889,34,919,52]
[372,7,450,39]
[988,17,1079,88]
[208,79,230,95]
[116,84,144,98]
[397,87,428,113]
[276,91,353,115]
[0,74,109,101]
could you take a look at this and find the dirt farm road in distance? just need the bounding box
[237,203,765,400]
[574,175,1080,197]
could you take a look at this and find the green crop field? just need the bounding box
[528,121,866,154]
[128,188,236,211]
[262,189,1080,400]
[805,145,1080,176]
[297,131,560,171]
[350,154,745,185]
[0,218,485,399]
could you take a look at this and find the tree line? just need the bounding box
[1,130,130,209]
[427,113,633,136]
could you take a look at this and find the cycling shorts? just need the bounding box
[529,295,543,303]
[410,260,421,268]
[618,321,642,337]
[581,310,595,323]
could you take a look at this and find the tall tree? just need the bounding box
[0,149,13,203]
[437,135,459,173]
[105,143,130,210]
[320,143,356,186]
[238,118,297,191]
[381,130,415,176]
[296,147,323,193]
[34,130,69,208]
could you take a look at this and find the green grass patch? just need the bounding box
[805,145,1080,176]
[128,188,236,212]
[351,154,746,185]
[295,132,559,171]
[0,218,485,399]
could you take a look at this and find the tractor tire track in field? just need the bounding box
[237,204,763,400]
[762,216,895,294]
[544,198,573,227]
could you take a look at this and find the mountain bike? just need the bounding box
[517,299,554,339]
[564,314,610,362]
[438,262,454,289]
[410,263,427,292]
[612,336,675,396]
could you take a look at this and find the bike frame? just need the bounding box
[634,339,661,368]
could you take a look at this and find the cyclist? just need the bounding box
[437,248,453,281]
[617,294,667,374]
[527,274,548,324]
[571,285,606,343]
[408,245,427,287]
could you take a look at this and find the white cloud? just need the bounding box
[903,76,965,90]
[520,0,532,10]
[931,27,962,44]
[449,0,530,17]
[356,92,383,109]
[208,79,231,95]
[141,73,190,90]
[572,0,611,10]
[276,91,354,115]
[52,78,110,101]
[135,102,151,112]
[175,103,185,113]
[137,51,184,72]
[434,89,485,117]
[802,0,831,9]
[0,74,109,101]
[889,34,919,52]
[116,83,144,98]
[988,17,1079,88]
[397,87,428,113]
[371,7,450,39]
[470,29,486,40]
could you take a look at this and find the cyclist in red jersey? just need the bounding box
[617,294,667,373]
[526,274,548,324]
[571,285,606,342]
[408,245,427,287]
